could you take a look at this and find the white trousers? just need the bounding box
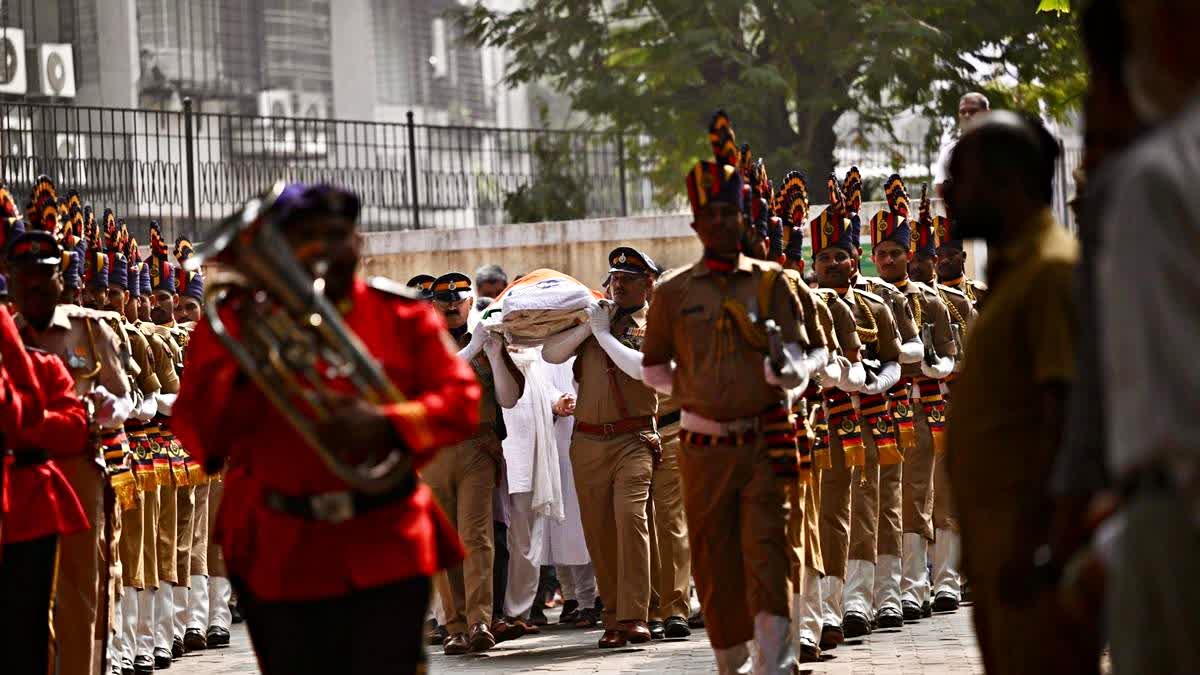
[930,529,961,599]
[136,588,156,658]
[504,491,541,620]
[874,554,902,613]
[556,563,597,608]
[186,574,209,631]
[820,576,844,628]
[843,560,875,617]
[793,567,823,648]
[901,532,930,606]
[209,576,233,630]
[113,588,138,666]
[153,583,174,651]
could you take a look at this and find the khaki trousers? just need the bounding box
[423,435,497,633]
[902,406,936,541]
[878,458,903,557]
[175,486,196,585]
[120,492,145,589]
[849,434,881,564]
[54,455,106,675]
[157,484,178,585]
[649,428,691,621]
[571,430,653,627]
[190,484,210,577]
[679,434,790,649]
[206,481,227,578]
[819,432,852,580]
[142,488,160,592]
[932,451,957,532]
[802,473,823,576]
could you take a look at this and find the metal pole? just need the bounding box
[617,130,629,217]
[407,110,421,229]
[183,97,197,233]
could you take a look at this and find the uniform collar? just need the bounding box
[991,208,1056,267]
[693,254,756,278]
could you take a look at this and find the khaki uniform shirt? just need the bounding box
[18,304,131,400]
[936,283,977,369]
[457,331,500,428]
[125,322,161,398]
[856,276,918,344]
[140,323,181,395]
[949,215,1078,507]
[814,289,861,358]
[783,270,827,353]
[574,305,658,425]
[643,255,808,421]
[839,287,903,365]
[896,279,957,378]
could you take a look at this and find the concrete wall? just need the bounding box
[359,201,988,289]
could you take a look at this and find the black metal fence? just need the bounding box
[0,99,657,243]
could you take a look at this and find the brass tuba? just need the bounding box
[185,182,410,495]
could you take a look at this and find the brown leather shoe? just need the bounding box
[598,628,627,648]
[492,617,526,643]
[618,619,652,644]
[512,617,541,635]
[468,622,496,652]
[799,643,822,663]
[442,632,469,656]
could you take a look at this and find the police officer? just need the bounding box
[543,246,661,649]
[642,111,812,674]
[406,274,436,301]
[9,228,135,675]
[907,201,974,612]
[424,271,524,655]
[868,176,957,625]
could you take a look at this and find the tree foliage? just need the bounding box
[458,0,1082,205]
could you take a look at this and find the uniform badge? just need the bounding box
[875,419,888,434]
[930,408,944,423]
[840,419,855,433]
[448,280,458,291]
[618,253,627,264]
[895,401,910,417]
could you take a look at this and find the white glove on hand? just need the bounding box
[900,339,925,364]
[458,325,489,362]
[133,395,158,422]
[859,361,900,396]
[920,355,955,380]
[841,360,867,392]
[818,355,846,388]
[90,385,132,428]
[763,356,807,391]
[587,301,612,336]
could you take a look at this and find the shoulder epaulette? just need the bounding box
[862,276,901,296]
[62,305,122,323]
[367,276,420,300]
[851,287,887,305]
[937,283,967,299]
[968,279,988,292]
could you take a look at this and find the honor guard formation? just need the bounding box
[0,32,1192,670]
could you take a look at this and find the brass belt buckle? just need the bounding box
[310,492,355,524]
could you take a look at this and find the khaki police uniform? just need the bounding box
[932,284,974,537]
[119,324,159,592]
[18,303,132,675]
[424,330,502,634]
[649,393,691,623]
[571,305,657,628]
[642,255,807,649]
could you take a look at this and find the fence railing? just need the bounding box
[0,100,661,244]
[0,99,1079,245]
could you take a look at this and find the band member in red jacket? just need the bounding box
[1,301,90,674]
[172,184,481,674]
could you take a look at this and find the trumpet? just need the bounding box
[185,182,410,495]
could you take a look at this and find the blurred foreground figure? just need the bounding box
[944,112,1099,675]
[1097,1,1200,672]
[173,184,482,674]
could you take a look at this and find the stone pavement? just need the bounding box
[172,605,983,674]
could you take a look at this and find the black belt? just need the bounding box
[263,473,417,524]
[657,410,681,428]
[6,448,49,467]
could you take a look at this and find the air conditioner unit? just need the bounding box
[55,133,88,187]
[35,43,75,98]
[1,111,32,183]
[295,93,328,157]
[257,89,293,118]
[0,28,27,95]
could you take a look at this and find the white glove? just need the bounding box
[587,301,612,336]
[803,346,830,376]
[457,326,489,362]
[859,361,901,396]
[899,338,924,364]
[132,394,159,422]
[763,355,807,391]
[841,360,867,392]
[155,392,178,417]
[90,385,134,428]
[596,331,645,381]
[817,354,843,387]
[483,332,504,359]
[920,355,955,380]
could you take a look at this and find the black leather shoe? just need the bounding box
[206,626,230,647]
[664,615,691,638]
[443,632,470,656]
[153,647,172,669]
[902,601,923,621]
[172,636,185,659]
[799,642,822,663]
[184,627,206,652]
[133,655,155,674]
[819,623,843,650]
[876,607,903,628]
[648,619,665,640]
[688,611,705,628]
[427,623,448,646]
[842,611,872,638]
[230,603,244,624]
[933,593,960,613]
[922,600,933,618]
[559,599,581,624]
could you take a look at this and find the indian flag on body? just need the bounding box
[480,268,603,346]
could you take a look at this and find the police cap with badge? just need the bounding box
[431,272,472,303]
[406,274,436,300]
[7,230,63,267]
[608,246,658,277]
